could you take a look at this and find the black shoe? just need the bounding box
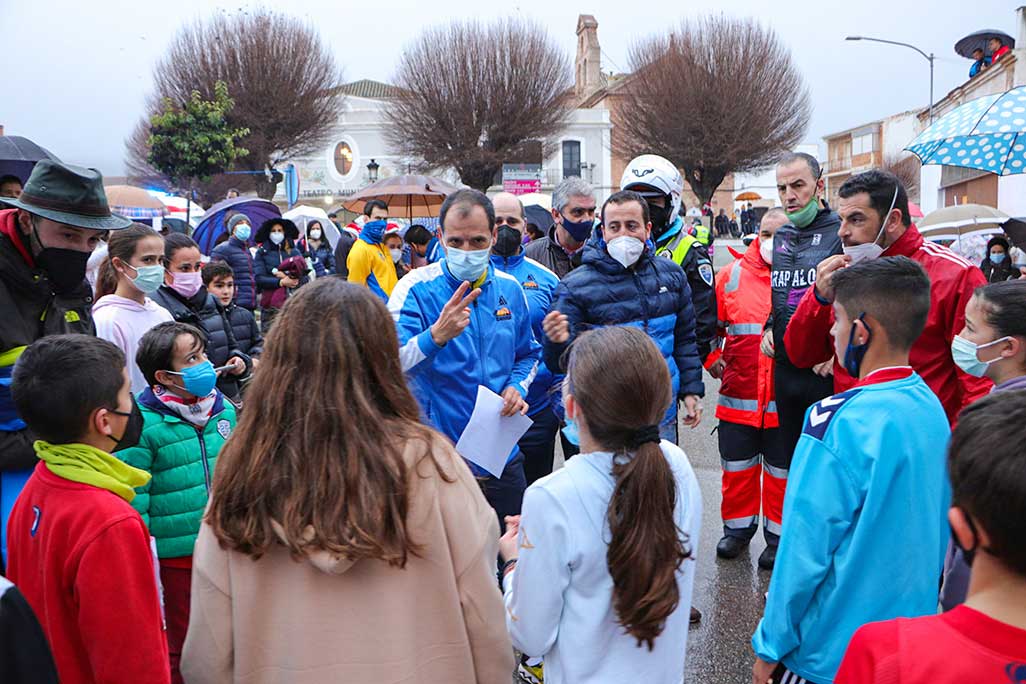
[758,543,777,570]
[716,535,749,559]
[690,606,702,624]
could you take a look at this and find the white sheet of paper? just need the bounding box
[455,386,533,478]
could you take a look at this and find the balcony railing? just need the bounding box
[826,157,852,174]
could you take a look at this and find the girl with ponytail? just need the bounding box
[499,326,702,683]
[92,223,173,393]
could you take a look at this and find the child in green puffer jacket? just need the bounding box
[115,321,237,684]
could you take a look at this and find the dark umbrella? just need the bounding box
[1002,218,1026,251]
[191,196,282,255]
[254,218,300,245]
[0,136,60,183]
[524,204,555,234]
[955,30,1015,58]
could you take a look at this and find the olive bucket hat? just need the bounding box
[1,159,132,230]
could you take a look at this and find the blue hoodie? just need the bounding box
[388,260,541,475]
[752,370,951,683]
[490,252,560,418]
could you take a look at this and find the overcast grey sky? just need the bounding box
[1,0,1015,176]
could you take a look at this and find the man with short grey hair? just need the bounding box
[524,176,596,279]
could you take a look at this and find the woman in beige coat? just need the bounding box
[181,278,512,684]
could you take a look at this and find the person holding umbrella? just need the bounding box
[211,214,257,311]
[253,218,307,331]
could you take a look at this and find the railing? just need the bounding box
[826,156,852,174]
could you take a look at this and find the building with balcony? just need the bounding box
[822,110,922,207]
[917,6,1026,217]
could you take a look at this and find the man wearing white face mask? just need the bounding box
[541,190,704,445]
[785,169,991,423]
[388,189,541,525]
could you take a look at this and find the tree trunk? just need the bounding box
[683,165,728,208]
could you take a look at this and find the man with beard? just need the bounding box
[620,155,716,366]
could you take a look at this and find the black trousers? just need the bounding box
[519,408,559,487]
[774,362,835,468]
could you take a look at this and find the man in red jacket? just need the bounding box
[784,170,990,423]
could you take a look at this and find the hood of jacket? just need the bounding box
[270,519,356,575]
[0,208,33,267]
[93,294,165,314]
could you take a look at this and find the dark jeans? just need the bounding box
[774,362,835,468]
[519,408,559,486]
[480,451,526,534]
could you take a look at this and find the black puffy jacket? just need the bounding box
[210,237,257,310]
[222,302,262,358]
[150,286,251,399]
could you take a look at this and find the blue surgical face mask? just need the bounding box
[843,313,872,378]
[446,246,491,282]
[561,416,580,447]
[951,334,1011,378]
[234,224,251,242]
[560,213,594,243]
[990,252,1006,264]
[166,360,218,397]
[125,263,166,295]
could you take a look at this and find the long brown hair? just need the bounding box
[94,223,162,299]
[205,278,441,566]
[566,326,691,650]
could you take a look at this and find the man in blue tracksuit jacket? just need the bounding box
[542,190,704,442]
[388,190,540,523]
[751,257,951,684]
[490,192,561,486]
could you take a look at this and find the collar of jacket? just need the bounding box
[654,215,684,248]
[742,237,770,272]
[139,385,225,423]
[490,251,524,271]
[0,208,34,267]
[442,259,493,290]
[881,223,924,258]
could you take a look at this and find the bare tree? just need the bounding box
[882,153,922,204]
[126,9,343,199]
[386,18,573,191]
[617,16,810,205]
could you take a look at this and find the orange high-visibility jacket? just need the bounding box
[712,240,778,428]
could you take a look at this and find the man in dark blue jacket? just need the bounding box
[389,189,540,524]
[542,190,704,443]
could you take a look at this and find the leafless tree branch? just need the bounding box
[385,18,573,191]
[616,15,811,204]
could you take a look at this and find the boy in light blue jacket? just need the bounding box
[752,257,951,684]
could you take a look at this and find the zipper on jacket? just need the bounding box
[197,428,212,492]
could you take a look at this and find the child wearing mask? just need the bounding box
[151,233,251,400]
[299,220,336,277]
[752,257,952,684]
[116,321,237,684]
[202,261,263,370]
[837,391,1026,683]
[93,224,173,393]
[940,279,1026,609]
[7,334,169,683]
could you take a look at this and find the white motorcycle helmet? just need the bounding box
[620,154,684,223]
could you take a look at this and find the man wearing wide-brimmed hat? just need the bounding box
[0,160,131,510]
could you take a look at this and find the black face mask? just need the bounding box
[951,508,991,567]
[648,203,671,237]
[108,397,144,451]
[32,224,91,294]
[493,225,522,258]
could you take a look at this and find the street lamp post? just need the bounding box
[846,36,935,123]
[366,159,380,183]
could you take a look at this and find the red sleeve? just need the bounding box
[783,286,836,368]
[835,620,901,684]
[951,266,993,410]
[75,516,170,684]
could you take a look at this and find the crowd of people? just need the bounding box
[0,149,1024,684]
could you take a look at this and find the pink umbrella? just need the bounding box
[908,201,924,219]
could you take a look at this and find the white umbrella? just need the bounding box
[516,192,552,210]
[282,205,338,248]
[918,204,1009,240]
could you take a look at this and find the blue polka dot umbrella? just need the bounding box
[905,86,1026,175]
